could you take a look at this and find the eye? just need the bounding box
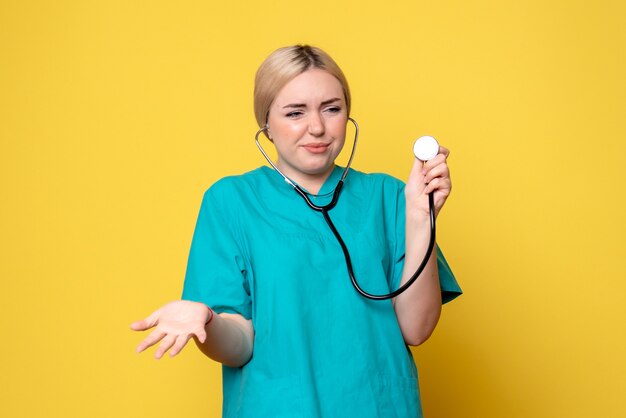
[286,110,303,118]
[325,106,341,114]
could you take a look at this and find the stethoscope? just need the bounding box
[255,118,440,300]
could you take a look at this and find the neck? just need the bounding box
[277,164,336,195]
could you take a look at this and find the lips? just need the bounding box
[302,143,330,154]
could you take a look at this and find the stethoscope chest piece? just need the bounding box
[413,135,440,162]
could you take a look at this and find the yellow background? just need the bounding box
[1,0,625,417]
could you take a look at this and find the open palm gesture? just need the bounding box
[131,300,211,359]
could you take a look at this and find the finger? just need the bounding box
[422,154,447,174]
[424,163,450,183]
[169,334,193,357]
[424,177,440,195]
[130,310,160,331]
[425,177,452,195]
[130,320,147,331]
[154,334,177,360]
[136,329,166,354]
[439,146,450,158]
[130,319,154,331]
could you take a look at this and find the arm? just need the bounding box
[393,147,452,346]
[131,300,254,367]
[193,311,254,367]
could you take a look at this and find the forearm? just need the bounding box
[193,312,254,367]
[393,215,442,346]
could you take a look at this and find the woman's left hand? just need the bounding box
[405,146,452,219]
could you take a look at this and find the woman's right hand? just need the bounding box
[130,300,212,359]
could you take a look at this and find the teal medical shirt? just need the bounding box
[182,166,462,418]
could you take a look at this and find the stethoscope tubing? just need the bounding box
[254,118,436,300]
[322,193,436,300]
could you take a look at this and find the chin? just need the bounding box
[300,161,335,176]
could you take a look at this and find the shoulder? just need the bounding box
[202,167,270,200]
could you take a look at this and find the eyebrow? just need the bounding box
[282,97,342,109]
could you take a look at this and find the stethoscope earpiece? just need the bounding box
[413,136,440,162]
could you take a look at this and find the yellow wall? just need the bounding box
[1,1,625,417]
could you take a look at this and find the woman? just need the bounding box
[131,45,462,417]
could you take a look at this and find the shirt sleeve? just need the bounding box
[181,183,252,318]
[388,178,462,304]
[435,246,462,304]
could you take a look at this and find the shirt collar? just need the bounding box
[261,165,344,198]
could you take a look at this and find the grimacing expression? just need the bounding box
[267,68,348,182]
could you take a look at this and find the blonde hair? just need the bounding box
[253,45,351,129]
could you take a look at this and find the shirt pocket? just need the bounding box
[366,374,422,418]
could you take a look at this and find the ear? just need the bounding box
[266,125,273,142]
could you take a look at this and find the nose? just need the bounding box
[308,112,325,137]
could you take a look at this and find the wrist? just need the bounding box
[206,308,214,325]
[406,211,431,228]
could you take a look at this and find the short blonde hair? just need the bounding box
[253,45,351,128]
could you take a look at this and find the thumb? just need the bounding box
[406,158,426,190]
[195,328,207,344]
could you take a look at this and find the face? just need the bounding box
[266,68,348,183]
